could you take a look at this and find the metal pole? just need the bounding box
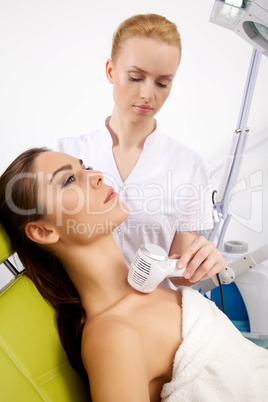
[209,48,262,247]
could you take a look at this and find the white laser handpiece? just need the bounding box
[128,243,186,293]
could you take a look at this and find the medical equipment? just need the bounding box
[221,255,268,342]
[210,0,268,57]
[199,241,268,344]
[207,1,268,261]
[128,243,186,293]
[208,48,262,248]
[196,1,268,345]
[194,242,268,293]
[208,0,268,248]
[192,241,268,343]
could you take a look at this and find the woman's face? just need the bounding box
[34,151,129,242]
[106,37,180,123]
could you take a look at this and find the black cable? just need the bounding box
[216,273,225,314]
[212,189,217,205]
[210,190,226,314]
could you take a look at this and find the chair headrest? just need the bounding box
[0,223,12,264]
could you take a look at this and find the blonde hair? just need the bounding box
[111,13,182,63]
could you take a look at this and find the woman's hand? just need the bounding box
[169,232,225,285]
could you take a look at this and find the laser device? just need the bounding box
[127,243,186,293]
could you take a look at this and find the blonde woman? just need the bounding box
[55,14,225,286]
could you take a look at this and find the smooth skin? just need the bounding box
[105,37,225,284]
[26,151,183,401]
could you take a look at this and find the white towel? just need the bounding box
[161,286,268,402]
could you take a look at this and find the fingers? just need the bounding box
[187,251,225,283]
[176,236,208,270]
[176,236,225,283]
[197,259,225,282]
[169,254,181,260]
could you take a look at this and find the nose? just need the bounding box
[140,80,154,102]
[88,170,103,188]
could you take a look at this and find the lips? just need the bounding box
[134,104,153,114]
[104,188,118,203]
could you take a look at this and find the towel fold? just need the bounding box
[161,286,268,401]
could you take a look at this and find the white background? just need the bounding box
[0,0,267,272]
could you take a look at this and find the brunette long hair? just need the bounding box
[0,148,89,384]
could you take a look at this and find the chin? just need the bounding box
[119,201,129,219]
[114,201,129,226]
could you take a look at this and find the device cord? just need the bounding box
[216,273,226,314]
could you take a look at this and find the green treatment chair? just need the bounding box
[0,223,91,401]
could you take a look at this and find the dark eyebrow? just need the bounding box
[129,65,174,79]
[49,164,73,183]
[49,160,83,183]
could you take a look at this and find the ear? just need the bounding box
[105,59,114,84]
[25,221,60,245]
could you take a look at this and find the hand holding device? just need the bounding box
[128,243,186,293]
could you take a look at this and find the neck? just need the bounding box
[56,234,132,318]
[108,107,156,150]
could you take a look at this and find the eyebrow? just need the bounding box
[49,159,83,183]
[129,65,174,79]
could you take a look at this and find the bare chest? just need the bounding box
[125,291,182,383]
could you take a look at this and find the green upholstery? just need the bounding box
[0,275,91,401]
[0,222,12,264]
[0,224,91,401]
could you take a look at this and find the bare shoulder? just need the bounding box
[81,316,150,401]
[82,315,141,357]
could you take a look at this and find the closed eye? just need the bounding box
[157,82,168,88]
[129,77,142,83]
[129,76,168,88]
